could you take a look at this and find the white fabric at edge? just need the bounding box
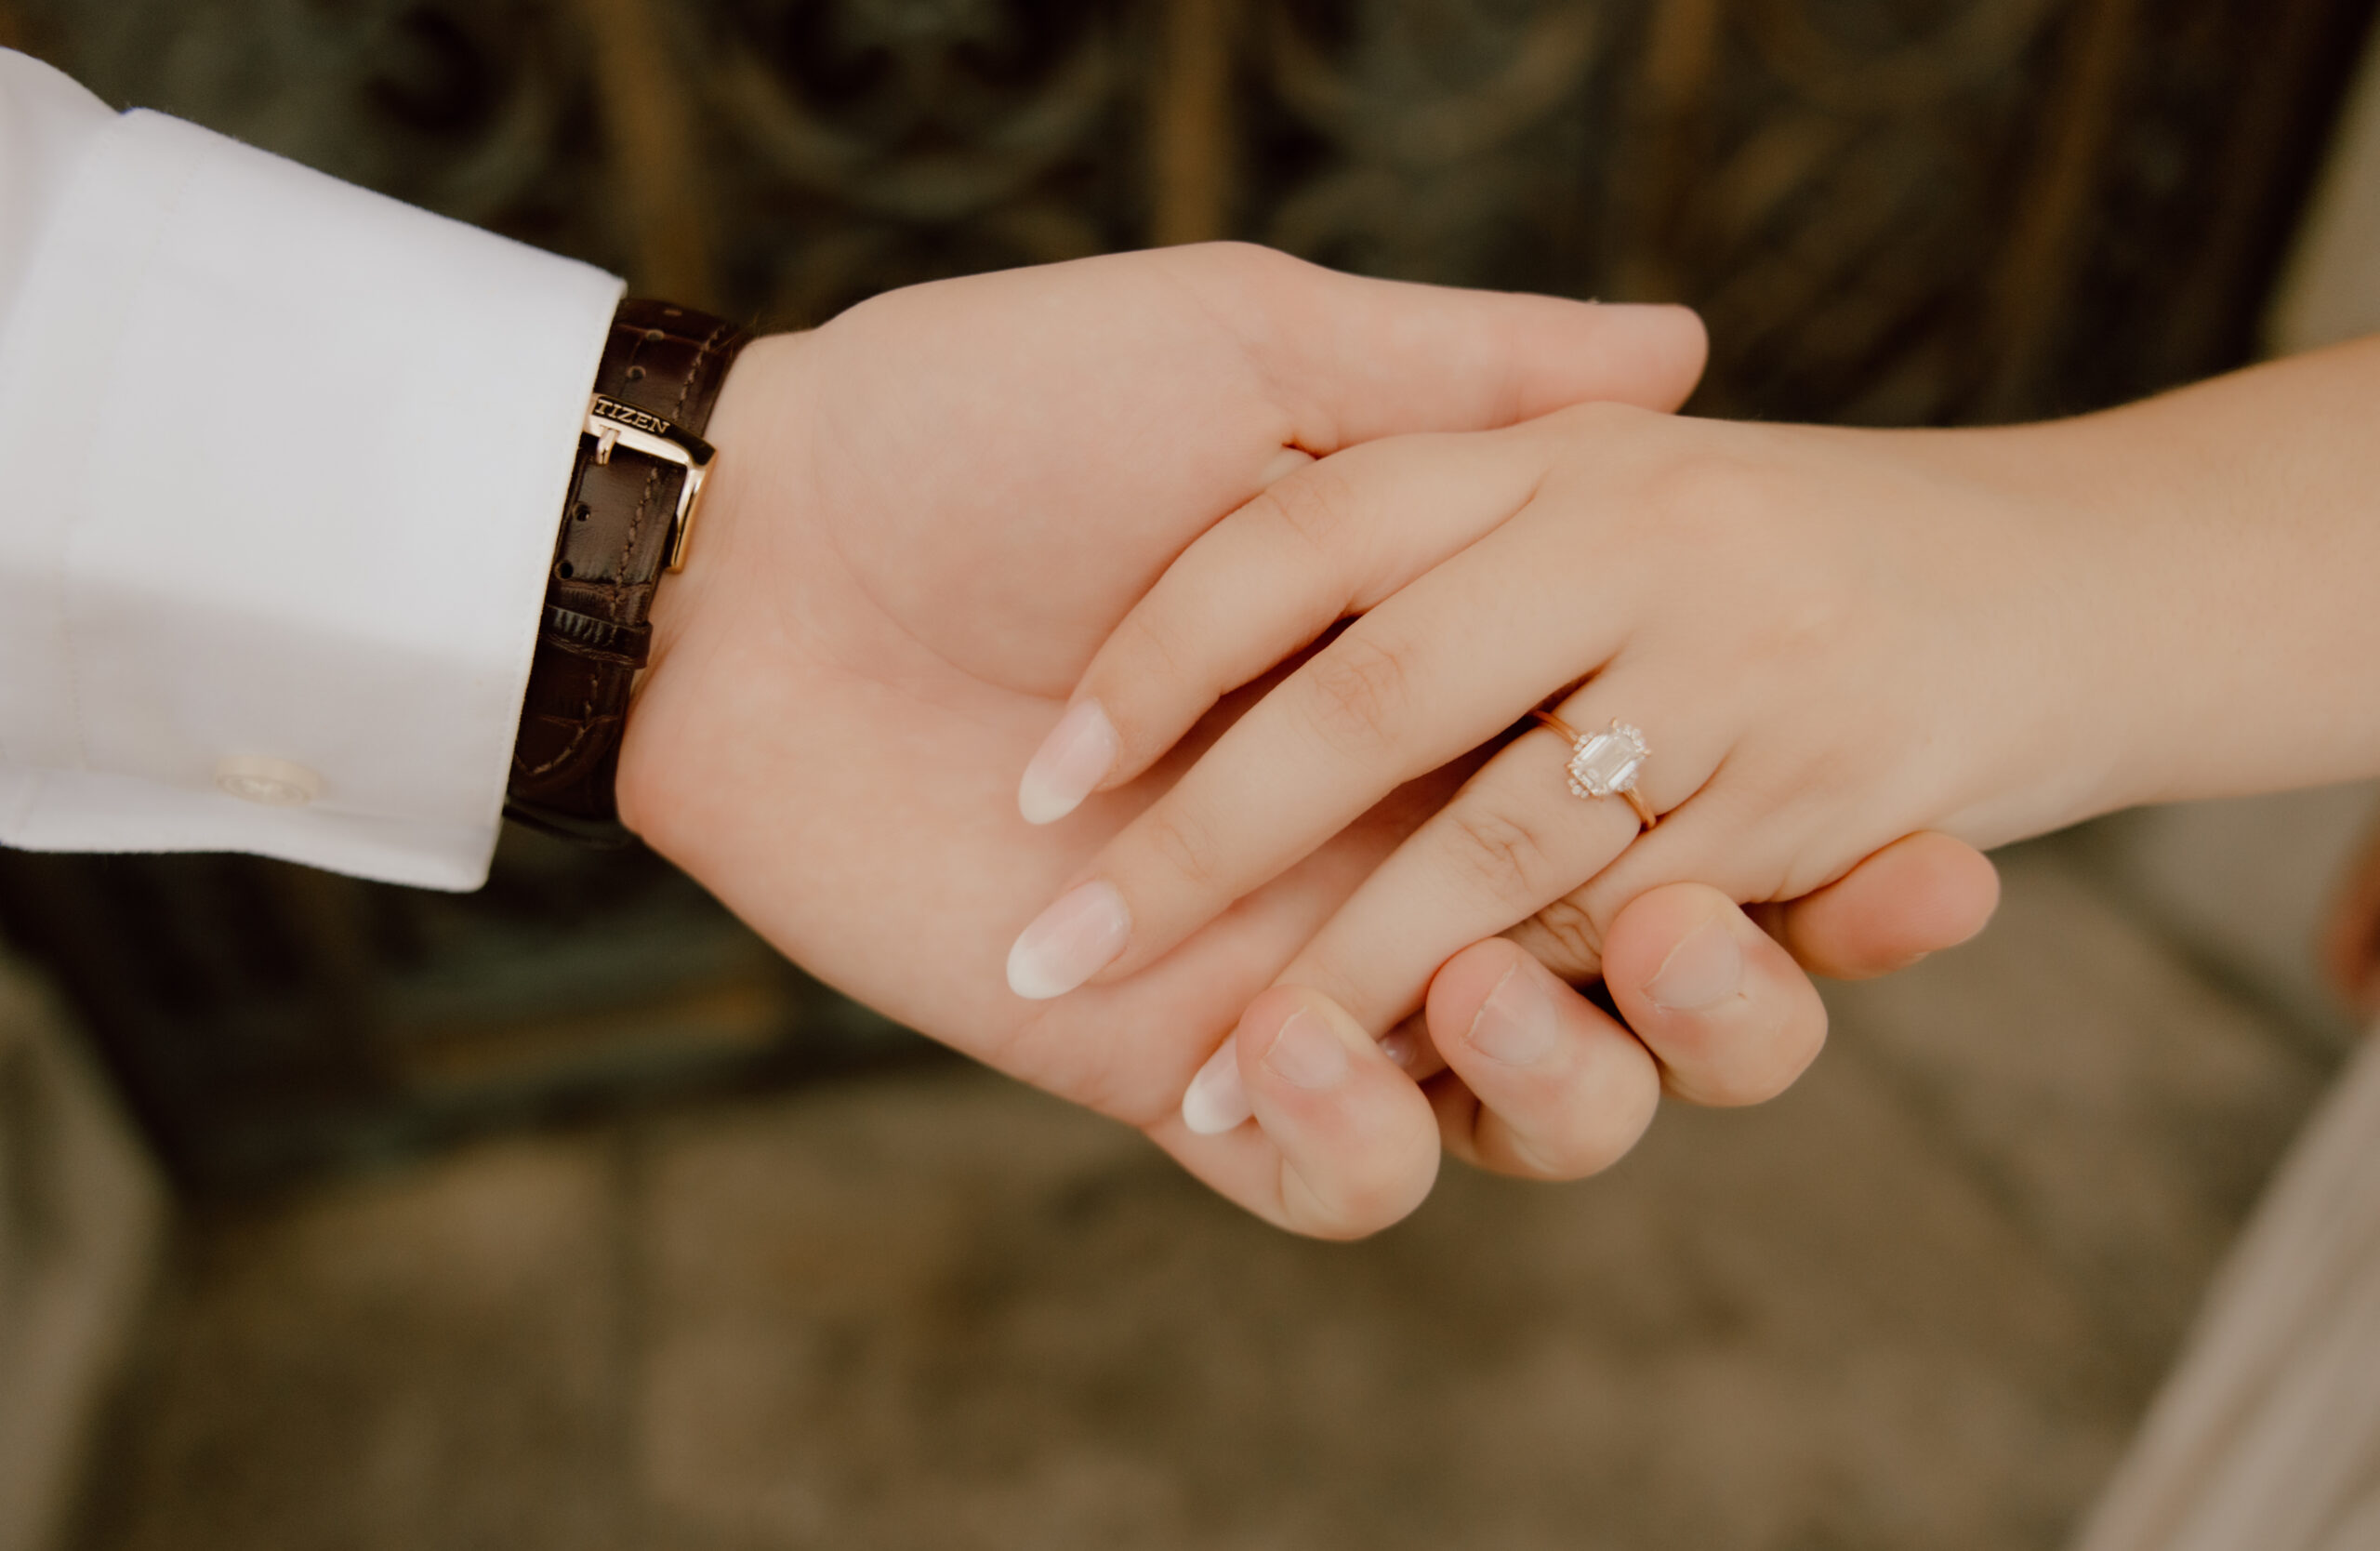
[2070,1029,2380,1551]
[0,50,621,889]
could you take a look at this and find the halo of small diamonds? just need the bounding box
[1564,722,1649,801]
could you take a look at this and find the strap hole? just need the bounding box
[557,562,575,579]
[624,365,646,380]
[661,307,681,317]
[570,503,589,523]
[643,328,667,342]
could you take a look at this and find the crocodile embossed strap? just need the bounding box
[506,298,751,843]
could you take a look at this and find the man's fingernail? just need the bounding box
[1263,1008,1350,1092]
[1181,1041,1251,1134]
[1018,700,1119,825]
[1005,881,1130,1000]
[1646,912,1745,1012]
[1467,964,1558,1067]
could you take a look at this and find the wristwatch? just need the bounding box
[505,298,751,843]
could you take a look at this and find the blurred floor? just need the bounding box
[63,842,2346,1551]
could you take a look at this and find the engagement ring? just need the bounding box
[1532,711,1657,829]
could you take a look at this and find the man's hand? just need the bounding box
[615,244,1996,1236]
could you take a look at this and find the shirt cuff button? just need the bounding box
[216,756,324,808]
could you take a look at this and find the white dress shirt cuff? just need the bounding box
[0,104,624,890]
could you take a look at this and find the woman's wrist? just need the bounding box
[1985,415,2184,827]
[1863,417,2159,842]
[1980,338,2380,815]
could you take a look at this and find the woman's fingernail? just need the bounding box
[1263,1008,1350,1091]
[1181,1042,1251,1134]
[1018,700,1119,825]
[1646,912,1745,1012]
[1467,964,1558,1067]
[1005,881,1130,1000]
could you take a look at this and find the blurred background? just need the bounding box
[4,1,2380,1547]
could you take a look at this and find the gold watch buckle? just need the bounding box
[585,394,718,572]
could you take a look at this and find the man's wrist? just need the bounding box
[630,334,792,691]
[613,330,807,843]
[506,299,751,842]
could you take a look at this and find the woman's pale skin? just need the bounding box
[1006,331,2380,1137]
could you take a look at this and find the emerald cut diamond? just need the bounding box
[1566,722,1648,801]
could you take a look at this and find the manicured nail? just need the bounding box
[1263,1008,1349,1091]
[1646,912,1745,1012]
[1018,699,1119,825]
[1181,1041,1251,1134]
[1005,881,1130,1000]
[1467,963,1558,1067]
[1378,1028,1421,1069]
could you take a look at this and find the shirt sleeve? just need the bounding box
[0,48,624,891]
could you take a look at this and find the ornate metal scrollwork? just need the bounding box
[28,0,2370,422]
[53,0,588,228]
[1256,0,1604,283]
[682,0,1126,318]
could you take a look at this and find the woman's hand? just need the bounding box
[1007,402,2115,1133]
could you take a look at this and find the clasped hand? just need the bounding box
[618,245,1999,1239]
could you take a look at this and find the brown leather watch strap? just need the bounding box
[506,298,750,843]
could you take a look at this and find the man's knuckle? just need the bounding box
[1443,804,1567,903]
[1524,893,1609,971]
